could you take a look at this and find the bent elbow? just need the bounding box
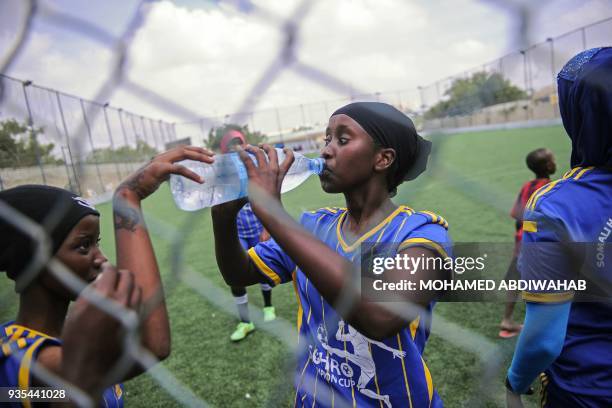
[148,337,171,362]
[155,344,171,362]
[541,339,563,363]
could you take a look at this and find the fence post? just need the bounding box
[55,91,81,195]
[158,120,167,146]
[147,118,160,151]
[139,116,151,156]
[102,103,122,181]
[129,113,140,147]
[170,122,177,140]
[163,122,171,146]
[46,91,73,190]
[150,118,161,150]
[417,86,425,111]
[520,50,529,120]
[21,81,47,185]
[60,146,74,192]
[118,109,134,172]
[80,99,105,193]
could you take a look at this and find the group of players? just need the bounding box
[0,48,610,407]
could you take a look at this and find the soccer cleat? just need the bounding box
[263,306,276,322]
[230,322,255,342]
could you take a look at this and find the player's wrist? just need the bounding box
[60,364,100,397]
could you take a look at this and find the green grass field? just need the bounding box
[0,125,572,407]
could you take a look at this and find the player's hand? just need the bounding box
[392,350,406,359]
[116,146,214,202]
[60,263,142,396]
[211,196,248,218]
[237,144,294,202]
[506,389,524,408]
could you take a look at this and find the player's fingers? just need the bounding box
[245,144,268,170]
[115,269,135,307]
[170,163,204,183]
[236,145,258,175]
[261,144,278,173]
[175,148,215,164]
[159,146,215,164]
[129,285,143,311]
[278,147,295,177]
[92,262,119,295]
[184,145,214,155]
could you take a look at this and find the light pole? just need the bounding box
[21,80,47,185]
[520,50,530,120]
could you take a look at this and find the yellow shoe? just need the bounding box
[263,306,276,322]
[230,322,255,342]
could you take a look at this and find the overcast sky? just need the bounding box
[1,0,611,129]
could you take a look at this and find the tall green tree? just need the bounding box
[0,119,62,168]
[425,71,527,119]
[206,124,266,151]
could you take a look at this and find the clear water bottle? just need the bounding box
[170,148,325,211]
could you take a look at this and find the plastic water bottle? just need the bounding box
[170,148,325,211]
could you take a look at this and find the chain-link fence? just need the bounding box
[0,1,610,407]
[0,73,178,200]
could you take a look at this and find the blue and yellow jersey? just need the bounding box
[248,205,451,407]
[1,321,124,408]
[518,167,612,398]
[237,203,264,240]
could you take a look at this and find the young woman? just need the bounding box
[219,129,276,342]
[212,102,451,407]
[506,47,612,407]
[0,146,213,407]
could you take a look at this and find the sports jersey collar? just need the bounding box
[336,205,407,252]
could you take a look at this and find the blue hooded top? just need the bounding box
[557,47,612,169]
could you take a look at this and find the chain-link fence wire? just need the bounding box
[0,0,609,407]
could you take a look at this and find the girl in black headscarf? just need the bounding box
[0,146,213,406]
[212,102,450,407]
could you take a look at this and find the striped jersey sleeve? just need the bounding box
[517,169,596,303]
[397,211,452,259]
[1,323,61,407]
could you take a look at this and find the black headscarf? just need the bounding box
[558,47,612,169]
[331,102,431,192]
[0,185,99,280]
